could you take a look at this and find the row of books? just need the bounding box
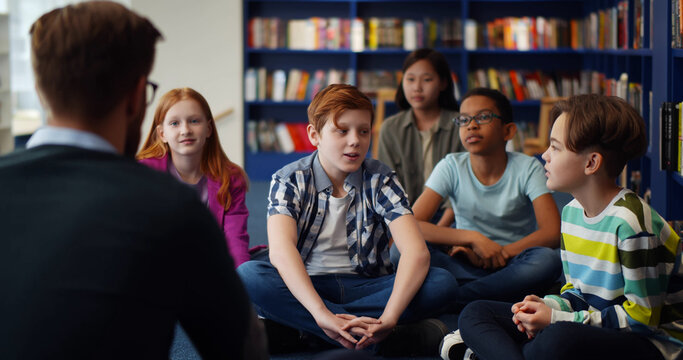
[245,68,355,102]
[246,67,464,102]
[248,16,462,51]
[673,0,683,48]
[464,17,571,50]
[465,3,646,52]
[584,2,629,50]
[660,102,683,174]
[247,119,315,154]
[249,3,649,53]
[468,68,643,114]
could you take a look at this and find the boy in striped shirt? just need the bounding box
[450,94,682,360]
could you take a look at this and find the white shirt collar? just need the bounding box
[26,126,118,154]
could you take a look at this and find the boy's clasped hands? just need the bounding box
[511,295,552,339]
[316,311,396,349]
[448,230,512,269]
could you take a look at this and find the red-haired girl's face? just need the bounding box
[157,99,212,160]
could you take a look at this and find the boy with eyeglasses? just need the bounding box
[451,95,682,360]
[409,88,562,358]
[411,87,562,312]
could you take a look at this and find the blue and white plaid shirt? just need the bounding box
[268,151,412,277]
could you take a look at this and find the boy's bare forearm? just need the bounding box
[383,215,430,324]
[417,220,473,247]
[268,215,330,320]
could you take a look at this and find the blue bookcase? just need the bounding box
[243,0,679,220]
[650,0,682,220]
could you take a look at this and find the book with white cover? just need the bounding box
[244,68,257,102]
[403,20,417,51]
[464,19,477,50]
[285,69,302,101]
[275,122,295,153]
[272,70,287,102]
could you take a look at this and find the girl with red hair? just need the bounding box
[137,87,256,267]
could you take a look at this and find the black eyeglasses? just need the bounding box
[146,80,158,106]
[453,111,502,127]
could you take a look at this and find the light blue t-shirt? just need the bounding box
[425,152,549,246]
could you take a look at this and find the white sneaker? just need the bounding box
[439,329,466,360]
[464,348,477,360]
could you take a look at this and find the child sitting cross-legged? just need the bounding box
[411,88,562,312]
[450,94,683,360]
[237,84,458,357]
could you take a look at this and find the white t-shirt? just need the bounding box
[425,152,550,246]
[305,194,356,275]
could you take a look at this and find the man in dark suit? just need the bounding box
[0,2,264,359]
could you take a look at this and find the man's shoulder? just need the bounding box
[1,145,197,202]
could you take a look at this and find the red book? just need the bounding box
[286,123,306,152]
[295,123,316,152]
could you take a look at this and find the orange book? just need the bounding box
[570,19,578,49]
[296,71,310,101]
[509,70,525,101]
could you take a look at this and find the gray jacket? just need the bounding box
[377,109,464,206]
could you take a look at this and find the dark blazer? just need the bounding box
[0,145,253,359]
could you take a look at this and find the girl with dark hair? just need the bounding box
[378,48,464,226]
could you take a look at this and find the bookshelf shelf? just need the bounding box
[511,100,541,106]
[650,0,682,220]
[247,100,311,106]
[245,151,314,180]
[247,49,354,54]
[673,173,683,188]
[584,49,652,56]
[470,48,577,55]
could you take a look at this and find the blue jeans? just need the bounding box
[458,300,664,360]
[392,244,562,307]
[236,260,458,343]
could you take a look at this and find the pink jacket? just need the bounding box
[139,155,251,267]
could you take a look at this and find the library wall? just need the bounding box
[131,0,245,166]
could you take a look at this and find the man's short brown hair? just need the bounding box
[30,1,162,121]
[550,94,647,178]
[307,84,374,133]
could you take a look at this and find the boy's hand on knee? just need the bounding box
[467,231,506,269]
[449,246,483,267]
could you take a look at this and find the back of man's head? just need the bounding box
[30,1,162,122]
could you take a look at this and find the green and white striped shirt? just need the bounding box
[542,189,683,359]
